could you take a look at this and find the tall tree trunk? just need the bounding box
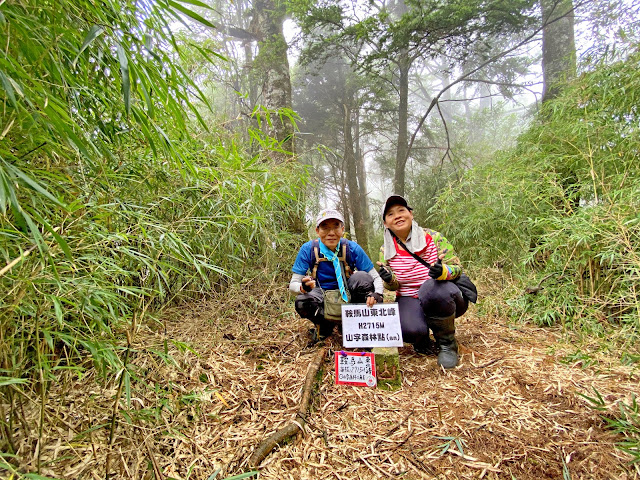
[343,104,369,252]
[391,0,410,197]
[393,52,410,196]
[337,158,352,233]
[251,0,294,161]
[541,0,578,215]
[237,0,258,110]
[250,0,304,234]
[541,0,576,102]
[354,109,370,237]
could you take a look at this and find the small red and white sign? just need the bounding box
[335,351,377,387]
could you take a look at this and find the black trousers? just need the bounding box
[397,279,468,344]
[294,271,375,334]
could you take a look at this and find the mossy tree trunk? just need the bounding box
[343,103,370,252]
[251,0,294,163]
[393,51,411,198]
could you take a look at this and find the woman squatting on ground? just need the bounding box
[377,195,469,369]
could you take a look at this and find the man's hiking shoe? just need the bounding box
[318,323,335,338]
[307,327,319,346]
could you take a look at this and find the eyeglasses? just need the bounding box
[318,223,344,232]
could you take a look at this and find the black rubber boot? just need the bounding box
[427,314,458,369]
[413,336,436,356]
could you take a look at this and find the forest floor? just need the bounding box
[15,271,640,480]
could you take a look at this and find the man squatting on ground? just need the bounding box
[289,209,384,339]
[377,195,469,369]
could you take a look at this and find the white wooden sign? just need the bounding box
[341,303,403,347]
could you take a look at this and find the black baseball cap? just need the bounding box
[382,195,413,219]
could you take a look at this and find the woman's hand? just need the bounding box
[376,261,394,283]
[300,276,316,292]
[428,255,448,280]
[428,259,443,279]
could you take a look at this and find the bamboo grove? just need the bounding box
[0,0,305,470]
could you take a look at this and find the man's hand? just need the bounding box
[301,276,316,292]
[376,261,393,283]
[366,292,383,307]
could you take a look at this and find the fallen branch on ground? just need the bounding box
[247,345,328,467]
[373,410,413,449]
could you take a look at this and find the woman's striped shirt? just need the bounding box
[387,233,438,298]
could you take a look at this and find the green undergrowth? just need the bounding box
[432,48,640,363]
[476,266,640,371]
[0,1,307,476]
[582,390,640,465]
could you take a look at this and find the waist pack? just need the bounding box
[323,289,350,321]
[453,273,478,303]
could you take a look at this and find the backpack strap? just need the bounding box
[338,238,352,278]
[311,238,353,279]
[311,239,322,279]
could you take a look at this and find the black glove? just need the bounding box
[368,292,384,304]
[428,259,444,280]
[378,264,393,283]
[301,280,313,292]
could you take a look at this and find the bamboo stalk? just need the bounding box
[35,314,46,474]
[0,397,16,454]
[105,300,147,479]
[105,337,131,480]
[0,244,38,279]
[0,226,60,279]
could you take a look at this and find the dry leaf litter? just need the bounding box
[4,271,639,480]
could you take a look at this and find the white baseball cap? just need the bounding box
[315,208,345,227]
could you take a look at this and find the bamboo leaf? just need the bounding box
[168,0,216,29]
[0,69,17,106]
[4,160,65,208]
[0,376,28,387]
[73,25,105,67]
[173,0,213,9]
[116,44,131,115]
[221,472,259,480]
[42,220,72,260]
[206,469,222,480]
[189,42,228,62]
[6,76,24,98]
[52,296,64,326]
[24,474,60,480]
